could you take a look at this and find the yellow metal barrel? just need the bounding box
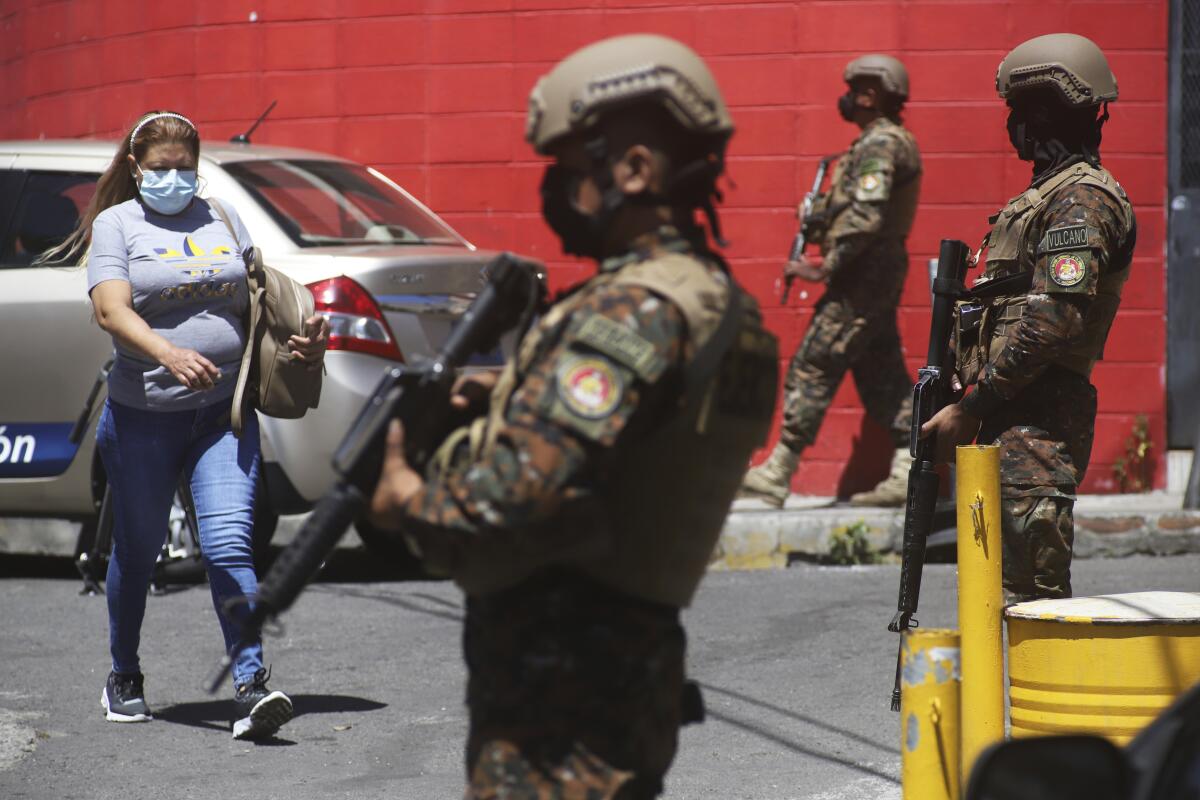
[901,628,960,800]
[1006,591,1200,744]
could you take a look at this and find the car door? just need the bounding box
[0,153,111,516]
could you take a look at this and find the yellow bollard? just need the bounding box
[901,629,961,800]
[955,444,1004,782]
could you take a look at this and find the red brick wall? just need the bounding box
[0,0,1168,494]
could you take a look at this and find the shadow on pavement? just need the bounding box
[155,693,388,738]
[0,553,77,578]
[706,708,900,785]
[307,584,464,623]
[699,682,899,756]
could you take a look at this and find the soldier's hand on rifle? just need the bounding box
[920,402,982,463]
[368,420,426,531]
[450,371,499,415]
[784,254,828,283]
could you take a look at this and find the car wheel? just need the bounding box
[353,517,425,575]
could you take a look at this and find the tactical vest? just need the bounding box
[824,120,922,246]
[454,250,778,607]
[957,161,1133,384]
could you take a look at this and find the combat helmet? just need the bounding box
[844,54,909,99]
[525,34,734,155]
[997,33,1118,107]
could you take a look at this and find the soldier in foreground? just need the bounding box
[921,33,1136,601]
[369,35,778,798]
[741,54,922,508]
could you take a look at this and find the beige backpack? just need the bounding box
[209,199,323,437]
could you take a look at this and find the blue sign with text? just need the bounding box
[0,423,80,479]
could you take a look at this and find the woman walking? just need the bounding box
[49,110,328,739]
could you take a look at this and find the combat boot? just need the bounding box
[739,443,800,508]
[848,448,913,507]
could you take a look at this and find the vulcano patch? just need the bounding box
[1040,224,1094,254]
[575,315,663,381]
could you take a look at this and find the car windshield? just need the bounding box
[223,159,464,248]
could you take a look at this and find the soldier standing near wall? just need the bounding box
[740,55,923,508]
[921,33,1136,602]
[368,35,778,798]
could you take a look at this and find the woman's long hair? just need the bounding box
[41,110,200,265]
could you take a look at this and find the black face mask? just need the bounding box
[539,165,610,259]
[1006,109,1034,161]
[837,90,858,122]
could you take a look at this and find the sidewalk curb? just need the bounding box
[4,494,1199,572]
[712,492,1200,571]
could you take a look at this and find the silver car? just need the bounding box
[0,139,522,564]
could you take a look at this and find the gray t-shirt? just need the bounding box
[88,197,252,410]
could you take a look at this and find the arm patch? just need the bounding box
[858,157,884,174]
[1039,224,1096,254]
[1047,250,1092,290]
[855,172,889,202]
[573,314,666,382]
[542,353,632,441]
[852,155,893,203]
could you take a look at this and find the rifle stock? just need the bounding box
[207,253,543,693]
[888,238,969,711]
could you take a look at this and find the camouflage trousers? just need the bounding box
[978,368,1097,602]
[780,293,913,453]
[463,573,687,800]
[1000,496,1074,601]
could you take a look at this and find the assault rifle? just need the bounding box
[207,253,544,692]
[887,238,970,712]
[781,153,838,304]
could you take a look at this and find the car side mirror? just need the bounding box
[965,735,1130,800]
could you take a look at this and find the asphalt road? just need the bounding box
[0,553,1197,800]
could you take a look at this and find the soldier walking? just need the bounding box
[368,35,778,798]
[741,55,922,508]
[921,34,1136,601]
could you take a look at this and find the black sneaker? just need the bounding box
[232,667,292,740]
[101,671,152,723]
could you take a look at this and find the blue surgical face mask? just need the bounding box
[136,166,198,215]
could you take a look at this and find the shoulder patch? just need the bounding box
[855,172,888,202]
[555,354,625,420]
[574,315,664,381]
[1039,224,1095,254]
[1049,252,1088,287]
[858,157,884,175]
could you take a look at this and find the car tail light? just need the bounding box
[307,276,404,362]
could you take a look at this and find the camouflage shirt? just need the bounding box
[961,164,1137,419]
[822,116,922,302]
[400,251,703,587]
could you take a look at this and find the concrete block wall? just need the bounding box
[0,0,1169,495]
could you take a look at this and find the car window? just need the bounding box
[0,171,98,268]
[224,160,463,248]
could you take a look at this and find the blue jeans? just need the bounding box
[96,397,264,688]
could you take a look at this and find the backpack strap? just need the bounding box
[208,197,263,437]
[207,198,263,292]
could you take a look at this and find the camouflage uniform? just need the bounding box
[400,238,777,799]
[958,161,1136,599]
[780,116,922,454]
